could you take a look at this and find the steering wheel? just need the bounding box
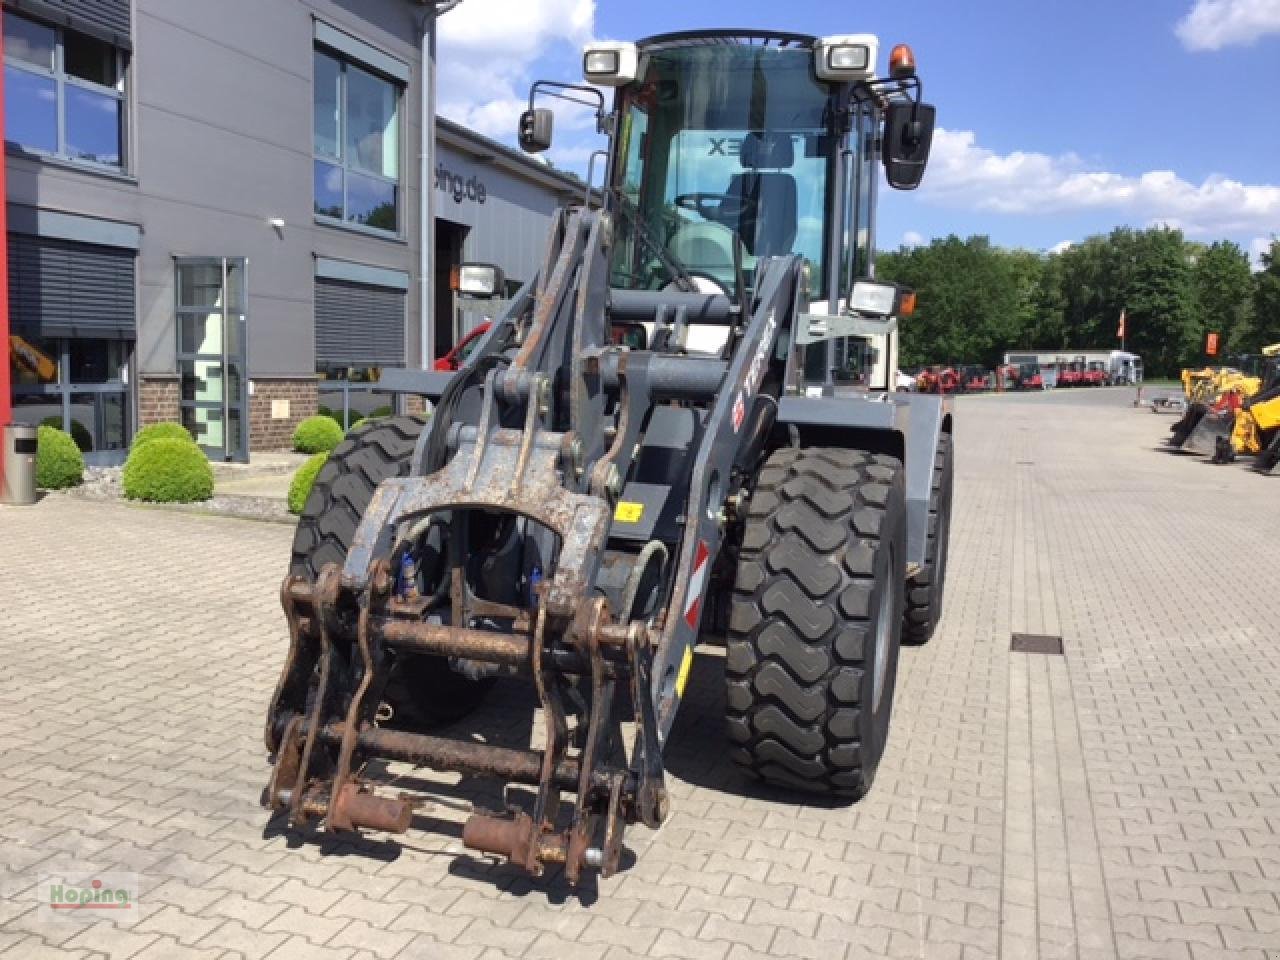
[675,192,742,222]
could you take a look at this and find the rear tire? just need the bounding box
[726,447,907,799]
[290,414,492,726]
[902,433,953,645]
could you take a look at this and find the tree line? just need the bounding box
[875,228,1280,378]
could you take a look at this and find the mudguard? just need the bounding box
[776,392,953,567]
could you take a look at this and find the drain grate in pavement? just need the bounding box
[1011,632,1064,654]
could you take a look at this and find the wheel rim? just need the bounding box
[872,545,896,714]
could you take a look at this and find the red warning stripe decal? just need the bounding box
[683,540,711,629]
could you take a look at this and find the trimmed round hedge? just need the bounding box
[122,437,214,503]
[132,422,194,450]
[287,452,328,515]
[36,425,85,490]
[292,415,344,454]
[41,416,93,453]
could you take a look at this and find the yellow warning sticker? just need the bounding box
[614,501,644,524]
[676,646,694,696]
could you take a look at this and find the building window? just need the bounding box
[2,10,126,168]
[10,335,131,459]
[314,47,401,234]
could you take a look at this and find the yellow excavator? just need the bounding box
[1180,365,1218,404]
[9,334,57,382]
[1169,364,1261,451]
[1212,344,1280,470]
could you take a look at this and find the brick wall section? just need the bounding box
[402,394,428,416]
[249,377,318,451]
[138,376,181,427]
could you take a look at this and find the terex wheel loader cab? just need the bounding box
[264,29,951,886]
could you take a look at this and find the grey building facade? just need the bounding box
[5,0,579,462]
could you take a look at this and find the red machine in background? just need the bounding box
[916,365,960,394]
[1083,361,1109,387]
[1000,362,1044,391]
[962,366,990,392]
[915,367,939,393]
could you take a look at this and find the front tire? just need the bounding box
[725,447,907,798]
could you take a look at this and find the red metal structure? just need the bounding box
[434,322,492,371]
[1,13,12,491]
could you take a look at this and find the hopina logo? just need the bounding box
[39,872,139,924]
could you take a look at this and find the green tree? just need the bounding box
[1191,240,1253,355]
[1028,253,1068,349]
[877,235,1025,368]
[1056,235,1119,350]
[1116,226,1198,377]
[1253,239,1280,349]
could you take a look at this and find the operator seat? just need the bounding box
[729,132,798,258]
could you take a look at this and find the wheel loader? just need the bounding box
[1173,348,1277,456]
[1207,346,1280,469]
[263,29,952,884]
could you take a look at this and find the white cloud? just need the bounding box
[919,127,1280,236]
[1048,240,1074,255]
[436,0,596,140]
[1176,0,1280,50]
[901,230,926,248]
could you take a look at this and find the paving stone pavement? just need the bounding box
[1,388,1278,960]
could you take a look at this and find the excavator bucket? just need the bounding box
[1255,432,1280,474]
[1182,409,1236,457]
[1167,402,1208,449]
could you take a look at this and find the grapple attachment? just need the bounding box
[263,368,669,882]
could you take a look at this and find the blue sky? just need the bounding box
[437,0,1280,261]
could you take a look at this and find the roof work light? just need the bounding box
[582,42,638,86]
[815,34,879,81]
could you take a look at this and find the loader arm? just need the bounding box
[265,205,804,881]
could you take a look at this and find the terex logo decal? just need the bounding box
[733,308,777,433]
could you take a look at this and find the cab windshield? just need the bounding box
[611,42,835,298]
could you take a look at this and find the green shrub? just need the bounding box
[292,415,344,454]
[41,416,93,453]
[122,437,214,502]
[317,405,345,427]
[288,452,328,515]
[366,405,393,420]
[132,422,194,449]
[35,425,85,489]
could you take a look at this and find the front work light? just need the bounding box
[583,42,638,86]
[848,280,909,317]
[815,34,879,81]
[456,263,505,298]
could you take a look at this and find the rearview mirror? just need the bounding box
[518,108,554,153]
[882,101,935,190]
